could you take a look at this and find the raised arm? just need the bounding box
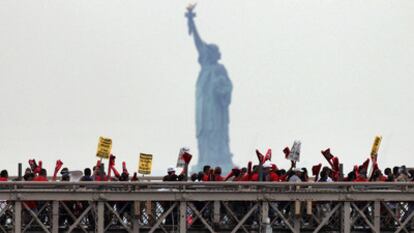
[186,4,205,54]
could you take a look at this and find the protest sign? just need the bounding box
[370,136,382,161]
[96,137,112,159]
[138,153,153,175]
[287,140,301,162]
[176,147,190,168]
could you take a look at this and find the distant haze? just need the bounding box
[0,1,413,175]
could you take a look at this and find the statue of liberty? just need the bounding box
[186,4,234,172]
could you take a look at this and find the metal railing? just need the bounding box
[1,182,414,232]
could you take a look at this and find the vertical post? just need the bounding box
[18,163,22,181]
[294,200,301,216]
[258,162,264,181]
[100,163,105,181]
[132,201,140,233]
[261,201,269,224]
[97,202,104,233]
[261,201,269,232]
[213,201,220,224]
[180,201,187,233]
[339,163,344,181]
[306,200,312,216]
[294,216,300,233]
[294,201,300,233]
[374,201,380,233]
[342,202,351,233]
[52,201,59,233]
[184,163,189,181]
[14,201,21,233]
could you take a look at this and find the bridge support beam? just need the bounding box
[342,202,351,233]
[213,201,220,225]
[14,201,21,233]
[52,201,59,233]
[180,201,187,233]
[97,201,104,233]
[374,201,380,233]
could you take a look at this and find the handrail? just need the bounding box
[0,181,413,190]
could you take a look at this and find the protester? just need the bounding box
[60,168,70,181]
[0,170,8,181]
[163,167,178,181]
[212,166,224,181]
[80,168,93,181]
[288,169,302,182]
[33,169,48,181]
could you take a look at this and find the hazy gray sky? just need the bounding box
[0,0,413,175]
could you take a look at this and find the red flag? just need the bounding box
[182,152,192,164]
[111,166,120,178]
[312,163,322,177]
[52,160,63,181]
[360,158,370,172]
[332,157,339,172]
[29,159,37,172]
[265,149,272,161]
[34,160,42,175]
[283,147,290,159]
[122,161,129,176]
[256,149,264,163]
[321,149,334,166]
[312,163,322,181]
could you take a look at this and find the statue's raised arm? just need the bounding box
[185,4,205,54]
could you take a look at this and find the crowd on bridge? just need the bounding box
[0,148,412,183]
[1,148,414,231]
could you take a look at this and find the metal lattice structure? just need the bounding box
[1,181,414,232]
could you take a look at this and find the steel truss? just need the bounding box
[1,182,414,232]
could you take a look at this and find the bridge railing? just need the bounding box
[1,182,414,233]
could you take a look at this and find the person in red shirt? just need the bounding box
[201,165,211,181]
[212,167,224,181]
[33,169,48,182]
[0,170,8,181]
[268,167,279,182]
[250,165,259,181]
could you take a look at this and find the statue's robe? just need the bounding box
[195,45,233,171]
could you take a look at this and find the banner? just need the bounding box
[287,140,301,162]
[138,153,153,175]
[96,137,112,159]
[370,136,382,161]
[176,147,190,168]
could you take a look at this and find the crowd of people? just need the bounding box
[0,148,413,230]
[0,148,412,183]
[163,148,412,183]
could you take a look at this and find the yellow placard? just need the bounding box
[370,136,382,161]
[96,137,112,159]
[138,153,153,175]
